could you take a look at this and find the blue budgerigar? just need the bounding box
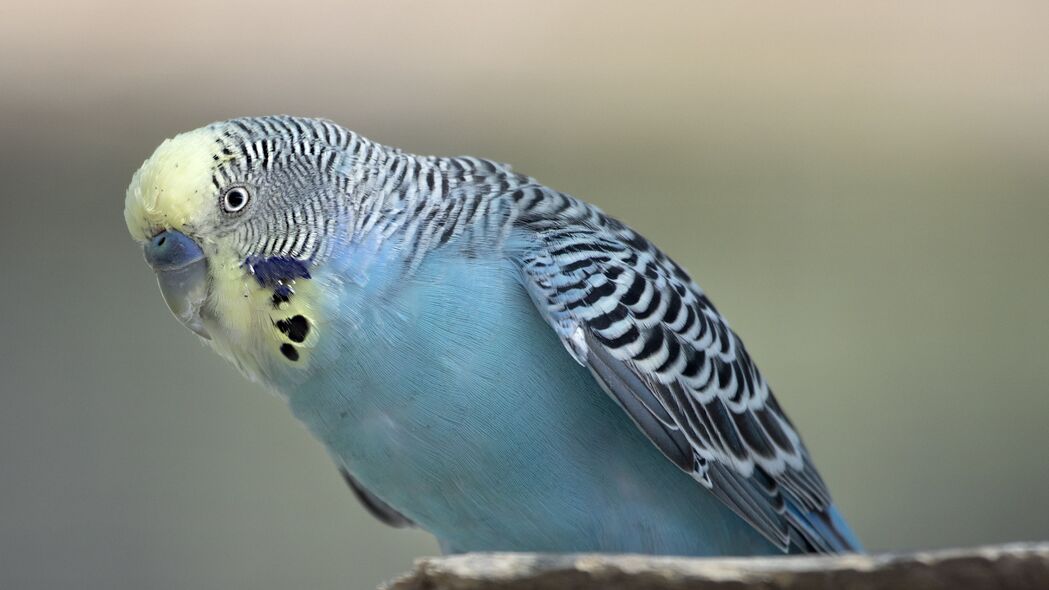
[125,116,861,556]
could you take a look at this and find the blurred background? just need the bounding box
[2,1,1047,588]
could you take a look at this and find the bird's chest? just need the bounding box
[283,254,614,531]
[305,266,539,466]
[267,250,768,556]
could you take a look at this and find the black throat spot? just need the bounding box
[275,315,310,343]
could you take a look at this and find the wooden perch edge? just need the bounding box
[384,542,1049,590]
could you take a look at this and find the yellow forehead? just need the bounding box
[124,127,223,241]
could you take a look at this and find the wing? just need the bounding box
[338,467,415,528]
[507,186,859,553]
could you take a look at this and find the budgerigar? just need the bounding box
[125,116,861,556]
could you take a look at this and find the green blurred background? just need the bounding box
[2,1,1047,588]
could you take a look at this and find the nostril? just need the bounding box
[144,230,204,271]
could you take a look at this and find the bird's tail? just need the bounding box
[788,503,864,554]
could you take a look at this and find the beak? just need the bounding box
[143,230,211,339]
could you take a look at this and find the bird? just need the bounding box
[125,115,862,557]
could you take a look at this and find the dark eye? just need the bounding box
[222,187,250,213]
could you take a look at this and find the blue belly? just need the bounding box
[286,251,778,556]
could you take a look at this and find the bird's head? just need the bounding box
[125,116,362,379]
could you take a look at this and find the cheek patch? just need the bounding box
[252,262,318,367]
[271,285,293,307]
[245,255,312,288]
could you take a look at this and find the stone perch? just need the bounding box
[384,543,1049,590]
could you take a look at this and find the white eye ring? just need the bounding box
[222,186,250,213]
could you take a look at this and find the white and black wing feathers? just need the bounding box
[509,186,856,553]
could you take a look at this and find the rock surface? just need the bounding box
[384,543,1049,590]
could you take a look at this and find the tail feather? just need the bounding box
[788,503,863,554]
